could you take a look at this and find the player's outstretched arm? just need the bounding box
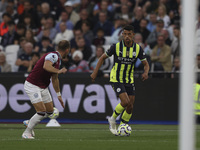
[141,60,149,81]
[90,53,108,82]
[51,74,65,108]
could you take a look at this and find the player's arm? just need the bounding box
[43,60,67,74]
[51,73,64,108]
[138,45,149,81]
[141,60,149,81]
[90,53,108,81]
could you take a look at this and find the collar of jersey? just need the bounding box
[122,40,134,48]
[56,51,62,59]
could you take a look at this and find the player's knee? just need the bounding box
[127,102,133,111]
[121,99,129,107]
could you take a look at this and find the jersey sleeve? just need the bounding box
[105,44,115,57]
[45,53,58,64]
[137,46,147,61]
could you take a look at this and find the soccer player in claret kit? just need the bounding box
[90,25,149,135]
[22,40,70,139]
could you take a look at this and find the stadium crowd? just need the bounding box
[0,0,199,76]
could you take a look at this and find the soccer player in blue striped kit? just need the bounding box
[91,25,149,135]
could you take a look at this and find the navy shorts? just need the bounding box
[111,82,135,96]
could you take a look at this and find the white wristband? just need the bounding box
[56,92,61,97]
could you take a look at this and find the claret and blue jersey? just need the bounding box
[106,40,146,84]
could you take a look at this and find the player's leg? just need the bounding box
[23,90,54,139]
[42,88,54,116]
[108,83,129,134]
[120,95,135,124]
[110,92,130,120]
[120,84,135,124]
[22,101,46,139]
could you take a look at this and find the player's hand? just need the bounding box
[141,72,148,81]
[90,73,96,82]
[58,67,67,74]
[58,96,65,108]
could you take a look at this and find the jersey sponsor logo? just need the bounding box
[118,57,135,64]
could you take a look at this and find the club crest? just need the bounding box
[133,52,136,56]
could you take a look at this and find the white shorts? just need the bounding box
[24,81,52,104]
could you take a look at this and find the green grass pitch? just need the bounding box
[0,123,199,150]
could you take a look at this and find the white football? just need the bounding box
[49,107,59,119]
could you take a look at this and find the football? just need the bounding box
[117,124,132,136]
[49,107,59,119]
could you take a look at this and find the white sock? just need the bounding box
[25,113,46,133]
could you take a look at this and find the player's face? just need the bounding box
[122,30,134,44]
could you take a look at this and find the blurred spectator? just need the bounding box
[134,33,151,71]
[171,56,180,78]
[16,42,33,72]
[1,21,16,47]
[157,4,170,28]
[160,28,171,46]
[37,17,57,42]
[23,14,38,35]
[35,37,54,54]
[14,24,26,44]
[81,20,94,44]
[0,13,12,36]
[110,18,128,44]
[18,0,40,28]
[54,22,74,45]
[25,29,36,46]
[68,50,90,72]
[146,19,164,49]
[146,12,157,32]
[74,9,92,30]
[64,1,80,25]
[113,0,133,13]
[39,2,56,19]
[75,0,94,16]
[150,34,172,72]
[135,18,150,43]
[0,0,8,13]
[93,0,114,22]
[71,36,92,61]
[131,6,144,33]
[70,28,91,48]
[0,51,11,72]
[92,28,105,46]
[5,3,19,24]
[55,11,74,32]
[89,46,110,70]
[171,25,180,61]
[114,4,132,24]
[169,1,181,25]
[93,11,114,36]
[27,52,40,72]
[17,37,27,57]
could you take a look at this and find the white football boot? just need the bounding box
[22,132,35,139]
[23,120,35,137]
[108,117,117,135]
